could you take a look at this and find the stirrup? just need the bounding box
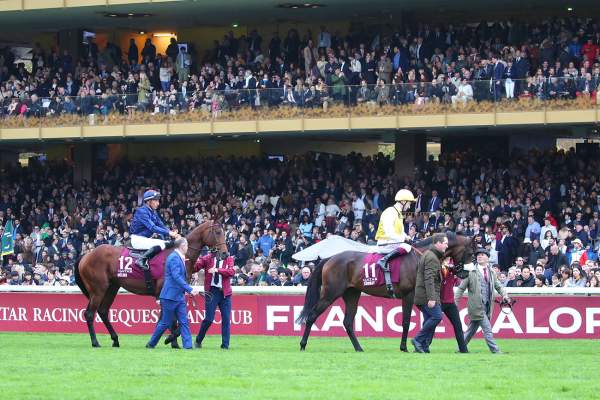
[386,284,395,298]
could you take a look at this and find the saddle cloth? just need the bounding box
[116,248,169,280]
[360,248,408,287]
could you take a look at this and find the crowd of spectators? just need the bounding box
[2,17,600,124]
[1,147,600,290]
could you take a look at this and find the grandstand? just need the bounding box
[1,0,600,287]
[2,1,600,399]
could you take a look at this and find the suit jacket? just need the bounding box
[493,62,505,81]
[513,57,529,79]
[455,264,506,321]
[428,196,441,212]
[195,254,235,297]
[496,235,518,269]
[160,251,193,302]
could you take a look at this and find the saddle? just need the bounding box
[361,250,408,296]
[117,247,169,288]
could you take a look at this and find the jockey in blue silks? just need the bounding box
[130,190,179,272]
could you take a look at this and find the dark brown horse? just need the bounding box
[74,221,228,348]
[297,233,475,352]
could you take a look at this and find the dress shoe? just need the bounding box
[411,338,425,353]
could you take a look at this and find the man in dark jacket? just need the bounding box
[516,265,535,287]
[544,244,569,285]
[412,233,448,353]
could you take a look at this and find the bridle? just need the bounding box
[446,236,476,269]
[187,222,227,254]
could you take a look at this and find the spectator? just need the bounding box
[294,266,311,286]
[567,266,587,287]
[516,265,535,287]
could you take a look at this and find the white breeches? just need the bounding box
[130,235,167,250]
[373,242,412,254]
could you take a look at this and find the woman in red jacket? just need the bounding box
[194,249,235,349]
[432,258,469,353]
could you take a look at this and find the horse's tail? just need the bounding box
[296,258,327,325]
[74,256,89,299]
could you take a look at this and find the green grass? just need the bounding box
[1,333,599,400]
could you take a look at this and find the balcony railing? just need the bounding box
[1,78,599,134]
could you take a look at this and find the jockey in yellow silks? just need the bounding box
[375,189,416,272]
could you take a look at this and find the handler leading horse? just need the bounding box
[297,232,475,352]
[74,221,228,348]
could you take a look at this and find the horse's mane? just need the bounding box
[413,231,470,248]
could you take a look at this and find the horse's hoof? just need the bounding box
[164,336,174,345]
[300,345,306,351]
[355,348,364,352]
[92,342,101,348]
[400,346,408,353]
[171,342,181,349]
[112,342,120,348]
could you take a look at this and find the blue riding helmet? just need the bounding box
[143,190,161,202]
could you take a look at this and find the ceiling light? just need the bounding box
[277,3,326,9]
[139,31,145,35]
[153,33,176,37]
[567,7,573,11]
[232,23,239,28]
[102,12,153,18]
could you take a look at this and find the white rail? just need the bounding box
[1,286,600,296]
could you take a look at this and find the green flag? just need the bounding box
[1,220,14,256]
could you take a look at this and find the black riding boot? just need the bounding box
[137,245,161,295]
[376,248,402,271]
[376,248,402,298]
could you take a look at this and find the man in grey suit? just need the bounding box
[455,248,510,354]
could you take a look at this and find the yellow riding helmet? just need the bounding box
[395,189,416,202]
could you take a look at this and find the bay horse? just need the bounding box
[74,221,228,348]
[297,233,475,352]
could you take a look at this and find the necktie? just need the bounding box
[484,267,489,283]
[212,260,222,287]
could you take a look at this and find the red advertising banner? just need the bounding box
[1,293,599,338]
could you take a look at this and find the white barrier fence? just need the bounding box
[1,285,600,296]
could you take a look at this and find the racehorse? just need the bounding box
[296,233,475,352]
[74,221,228,348]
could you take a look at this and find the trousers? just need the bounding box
[196,286,232,348]
[463,303,500,353]
[148,299,192,349]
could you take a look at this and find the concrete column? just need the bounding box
[394,133,426,180]
[0,149,18,168]
[73,144,93,187]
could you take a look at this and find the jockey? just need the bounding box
[130,189,179,271]
[375,189,416,272]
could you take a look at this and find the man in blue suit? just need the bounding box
[147,238,198,349]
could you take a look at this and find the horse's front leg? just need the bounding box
[400,290,415,352]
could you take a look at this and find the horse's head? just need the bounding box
[445,233,475,269]
[186,220,228,259]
